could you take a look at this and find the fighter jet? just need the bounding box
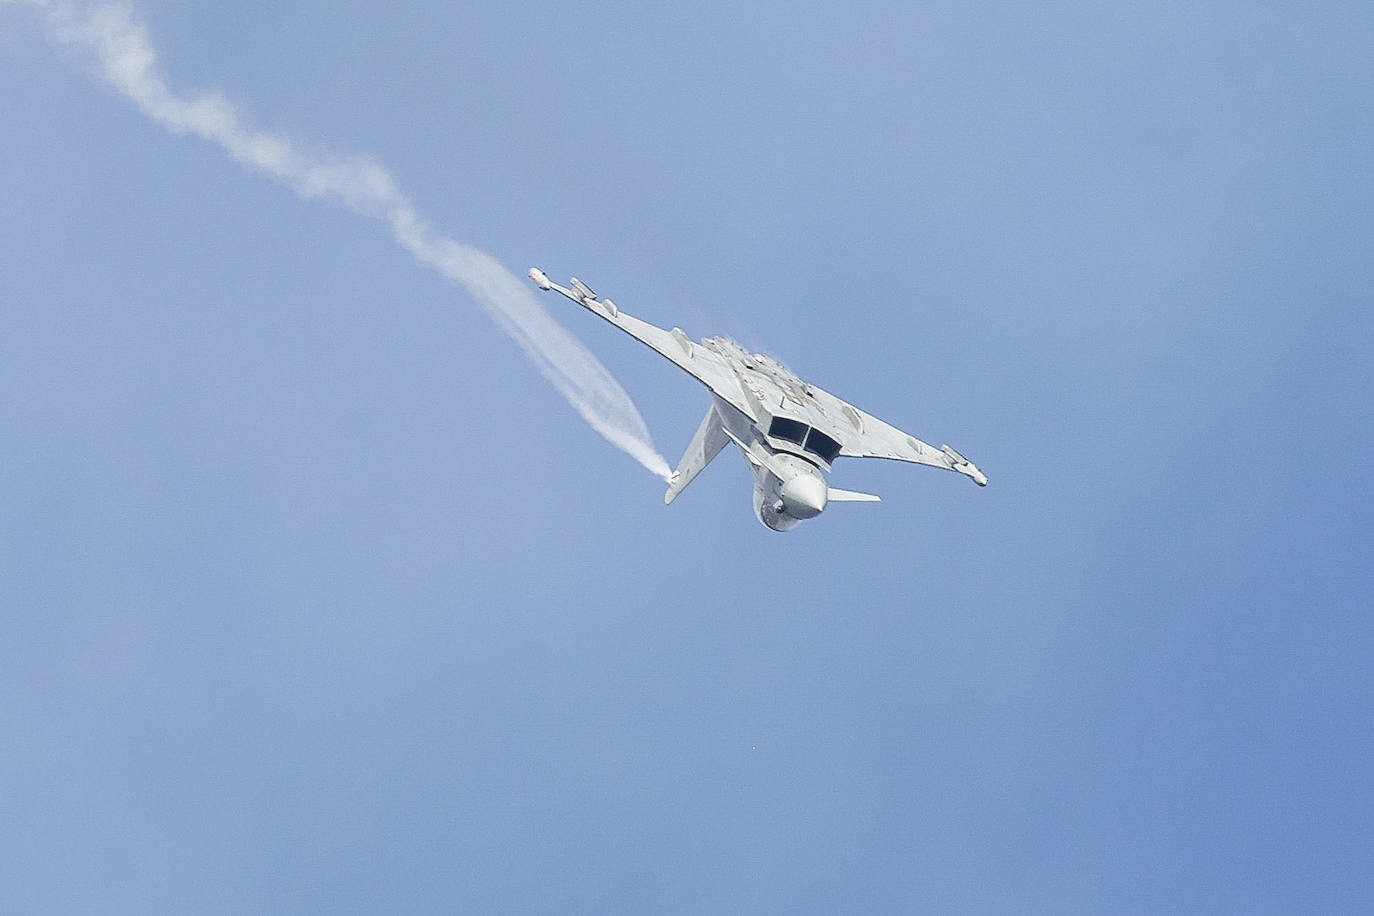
[529,268,987,531]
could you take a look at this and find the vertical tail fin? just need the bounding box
[665,404,731,504]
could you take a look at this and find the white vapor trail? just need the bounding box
[6,0,673,481]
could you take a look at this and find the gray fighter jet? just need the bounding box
[529,268,987,531]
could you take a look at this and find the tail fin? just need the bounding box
[665,404,730,505]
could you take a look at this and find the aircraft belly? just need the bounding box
[712,394,759,445]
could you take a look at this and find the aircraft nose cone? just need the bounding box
[780,474,828,519]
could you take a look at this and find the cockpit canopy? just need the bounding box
[767,416,843,464]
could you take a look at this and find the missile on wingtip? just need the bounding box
[941,444,988,486]
[528,267,552,290]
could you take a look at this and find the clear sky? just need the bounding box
[2,1,1371,912]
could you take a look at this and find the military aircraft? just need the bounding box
[529,268,987,531]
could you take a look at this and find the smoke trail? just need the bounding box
[5,0,673,481]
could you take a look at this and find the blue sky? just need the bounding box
[2,1,1372,911]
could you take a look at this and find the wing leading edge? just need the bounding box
[807,384,988,486]
[528,268,750,415]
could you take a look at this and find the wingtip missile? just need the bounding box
[941,444,988,486]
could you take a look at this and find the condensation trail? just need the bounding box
[5,0,673,480]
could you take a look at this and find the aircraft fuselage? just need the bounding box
[710,395,830,531]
